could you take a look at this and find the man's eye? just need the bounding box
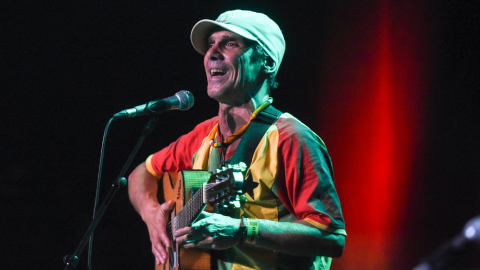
[226,42,237,47]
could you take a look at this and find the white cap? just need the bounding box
[190,10,285,75]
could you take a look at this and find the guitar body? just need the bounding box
[156,171,212,270]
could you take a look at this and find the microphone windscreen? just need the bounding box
[176,90,194,111]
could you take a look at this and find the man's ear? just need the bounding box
[263,61,277,74]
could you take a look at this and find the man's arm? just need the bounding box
[174,213,345,258]
[128,162,174,265]
[254,219,345,258]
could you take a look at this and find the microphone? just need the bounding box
[412,216,480,270]
[113,90,194,119]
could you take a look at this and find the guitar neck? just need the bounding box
[173,185,206,231]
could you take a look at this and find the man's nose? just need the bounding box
[207,44,223,61]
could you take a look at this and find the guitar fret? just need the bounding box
[175,185,206,229]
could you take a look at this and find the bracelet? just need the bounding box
[238,217,248,244]
[245,218,259,244]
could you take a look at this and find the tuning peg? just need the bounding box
[238,162,247,171]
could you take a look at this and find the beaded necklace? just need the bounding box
[209,98,272,148]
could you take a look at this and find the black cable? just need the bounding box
[88,117,114,270]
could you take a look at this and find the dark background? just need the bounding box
[2,0,479,269]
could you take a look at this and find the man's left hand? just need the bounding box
[173,212,242,250]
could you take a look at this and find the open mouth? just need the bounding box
[210,69,227,77]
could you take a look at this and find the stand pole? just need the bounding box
[63,116,159,270]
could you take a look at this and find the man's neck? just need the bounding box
[217,83,269,138]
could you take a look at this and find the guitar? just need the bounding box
[156,164,246,270]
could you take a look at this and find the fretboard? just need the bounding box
[173,185,206,231]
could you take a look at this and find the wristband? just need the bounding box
[245,218,259,244]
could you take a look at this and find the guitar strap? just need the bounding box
[230,104,282,165]
[229,104,282,199]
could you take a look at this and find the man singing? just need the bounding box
[128,10,346,270]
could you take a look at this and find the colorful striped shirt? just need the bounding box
[146,113,346,270]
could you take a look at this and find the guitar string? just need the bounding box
[175,184,206,229]
[174,183,217,229]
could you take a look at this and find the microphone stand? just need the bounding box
[63,116,159,270]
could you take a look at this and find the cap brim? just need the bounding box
[190,19,258,55]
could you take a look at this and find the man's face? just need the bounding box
[204,30,265,105]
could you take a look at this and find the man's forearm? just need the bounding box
[178,213,345,258]
[128,162,161,218]
[250,219,345,258]
[129,162,177,264]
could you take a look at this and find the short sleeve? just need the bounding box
[275,115,346,235]
[146,117,218,179]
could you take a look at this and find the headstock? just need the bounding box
[203,163,247,206]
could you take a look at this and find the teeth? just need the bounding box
[211,69,226,76]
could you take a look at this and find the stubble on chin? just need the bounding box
[207,85,232,103]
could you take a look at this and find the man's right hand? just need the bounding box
[142,200,175,265]
[128,162,175,264]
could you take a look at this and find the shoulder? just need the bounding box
[274,113,327,149]
[170,116,219,148]
[188,116,219,135]
[196,116,219,127]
